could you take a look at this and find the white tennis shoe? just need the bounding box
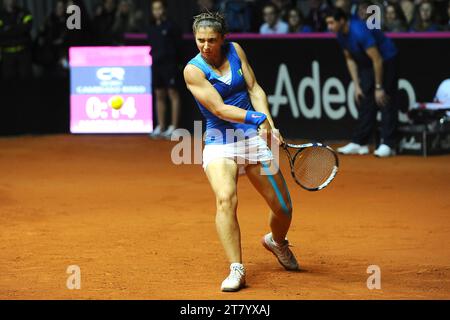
[262,233,299,271]
[149,125,162,139]
[337,143,369,155]
[161,125,175,139]
[221,263,246,292]
[374,144,396,157]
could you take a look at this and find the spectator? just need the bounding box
[356,0,374,22]
[400,0,416,28]
[334,0,351,13]
[0,0,33,80]
[306,0,332,31]
[148,0,182,139]
[220,0,253,32]
[384,2,408,31]
[52,0,92,73]
[196,0,219,13]
[410,1,440,31]
[93,0,117,45]
[431,0,448,26]
[64,0,92,47]
[446,1,450,30]
[190,0,219,34]
[286,7,313,32]
[34,0,68,74]
[334,0,358,20]
[112,0,145,44]
[259,3,289,34]
[269,0,295,18]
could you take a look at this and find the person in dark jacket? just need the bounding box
[93,0,117,45]
[35,0,68,74]
[0,0,33,80]
[148,0,182,139]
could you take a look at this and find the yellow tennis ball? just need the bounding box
[109,95,124,110]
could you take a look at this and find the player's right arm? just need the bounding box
[343,49,364,104]
[184,64,252,124]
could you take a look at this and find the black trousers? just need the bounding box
[352,57,399,148]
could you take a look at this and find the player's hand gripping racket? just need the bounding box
[282,142,339,191]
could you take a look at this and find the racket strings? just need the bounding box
[292,147,336,189]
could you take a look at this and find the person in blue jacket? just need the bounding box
[326,8,399,157]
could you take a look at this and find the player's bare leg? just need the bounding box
[245,161,299,271]
[245,161,292,242]
[206,158,241,263]
[205,158,245,291]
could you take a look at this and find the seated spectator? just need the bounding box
[34,0,68,72]
[400,0,415,29]
[356,0,374,22]
[306,0,331,32]
[384,2,408,32]
[220,0,252,32]
[93,0,117,45]
[432,0,448,27]
[49,0,91,73]
[260,3,289,34]
[112,0,145,44]
[410,1,440,32]
[269,0,294,18]
[196,0,219,13]
[286,7,312,32]
[65,0,92,46]
[334,0,350,13]
[446,1,450,30]
[334,0,359,20]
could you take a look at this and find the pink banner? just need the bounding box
[69,46,152,67]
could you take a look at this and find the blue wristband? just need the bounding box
[244,111,267,127]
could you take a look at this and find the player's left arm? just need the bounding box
[233,42,277,130]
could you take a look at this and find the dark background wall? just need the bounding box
[2,35,449,139]
[181,36,450,140]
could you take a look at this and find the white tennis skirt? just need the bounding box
[202,135,274,174]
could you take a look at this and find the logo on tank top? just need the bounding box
[238,69,243,77]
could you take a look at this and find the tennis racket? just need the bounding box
[282,142,339,191]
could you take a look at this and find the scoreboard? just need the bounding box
[69,46,153,134]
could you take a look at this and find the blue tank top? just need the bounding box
[187,42,257,145]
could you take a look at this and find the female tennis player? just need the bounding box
[184,12,299,292]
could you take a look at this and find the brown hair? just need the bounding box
[192,11,228,35]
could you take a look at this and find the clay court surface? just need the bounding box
[0,134,449,300]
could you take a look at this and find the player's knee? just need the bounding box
[216,192,237,212]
